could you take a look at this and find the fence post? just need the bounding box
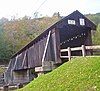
[17,83,23,89]
[3,85,8,91]
[68,47,71,61]
[81,45,86,57]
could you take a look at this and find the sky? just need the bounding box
[0,0,100,19]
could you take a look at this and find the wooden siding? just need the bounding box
[13,52,25,70]
[12,29,61,70]
[4,58,16,84]
[56,10,96,30]
[51,28,61,63]
[13,70,29,84]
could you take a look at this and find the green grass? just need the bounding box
[18,57,100,91]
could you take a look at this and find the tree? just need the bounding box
[92,24,100,45]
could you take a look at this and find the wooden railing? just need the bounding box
[60,45,100,61]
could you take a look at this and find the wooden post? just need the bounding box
[81,45,86,57]
[13,55,18,69]
[37,72,44,77]
[3,85,8,91]
[68,47,71,61]
[17,83,23,89]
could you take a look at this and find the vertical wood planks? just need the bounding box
[51,28,61,64]
[27,45,35,68]
[42,31,51,64]
[22,50,28,68]
[55,28,61,63]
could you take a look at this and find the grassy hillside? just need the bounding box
[18,57,100,91]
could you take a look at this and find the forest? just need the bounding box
[0,12,100,60]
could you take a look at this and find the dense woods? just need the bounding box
[0,12,99,60]
[0,13,61,60]
[86,13,100,45]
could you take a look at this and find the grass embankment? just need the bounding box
[18,57,100,91]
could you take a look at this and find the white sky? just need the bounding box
[0,0,100,19]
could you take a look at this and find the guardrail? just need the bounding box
[60,45,100,60]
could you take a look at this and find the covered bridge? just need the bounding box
[4,10,96,85]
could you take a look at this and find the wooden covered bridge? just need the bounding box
[4,10,96,85]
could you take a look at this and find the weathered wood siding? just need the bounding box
[13,51,25,70]
[59,25,91,48]
[4,58,16,84]
[51,28,61,63]
[11,28,61,71]
[13,70,29,84]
